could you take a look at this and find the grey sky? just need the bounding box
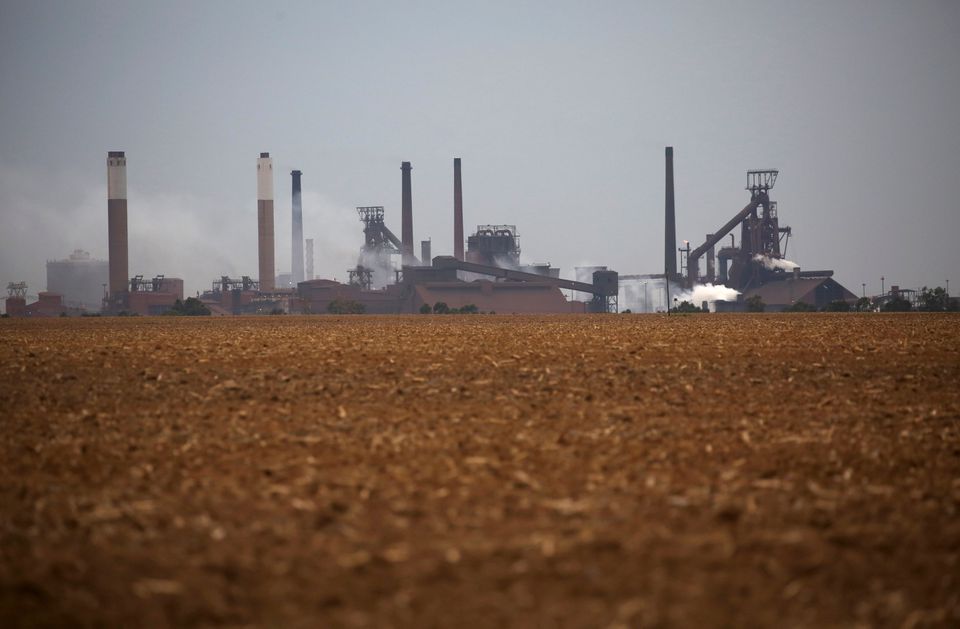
[1,0,958,300]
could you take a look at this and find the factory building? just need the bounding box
[663,147,856,310]
[734,275,857,311]
[125,275,184,315]
[409,280,582,314]
[199,275,292,315]
[466,225,521,268]
[296,256,615,315]
[296,271,592,314]
[4,283,77,317]
[46,250,108,311]
[19,147,864,317]
[300,158,617,314]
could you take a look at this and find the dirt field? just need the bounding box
[1,314,958,627]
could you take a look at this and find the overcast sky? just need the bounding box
[1,0,958,300]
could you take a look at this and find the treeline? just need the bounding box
[666,285,956,314]
[420,303,485,315]
[163,297,211,316]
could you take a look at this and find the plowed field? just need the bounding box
[1,314,959,627]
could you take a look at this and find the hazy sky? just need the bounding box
[1,0,958,300]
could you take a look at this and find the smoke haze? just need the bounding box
[1,1,958,302]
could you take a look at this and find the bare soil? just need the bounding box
[1,314,958,628]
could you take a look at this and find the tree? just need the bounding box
[419,303,432,314]
[746,295,765,312]
[458,304,479,314]
[164,297,212,316]
[855,297,872,312]
[881,297,912,312]
[787,301,816,312]
[822,300,851,312]
[327,299,366,314]
[432,302,450,314]
[917,286,954,312]
[671,300,703,314]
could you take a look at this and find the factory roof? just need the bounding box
[742,277,857,308]
[412,280,584,314]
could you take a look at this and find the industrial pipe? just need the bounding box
[687,200,759,285]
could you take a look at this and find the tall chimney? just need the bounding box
[107,151,128,297]
[291,170,304,285]
[665,147,677,278]
[257,152,275,291]
[453,157,464,260]
[401,161,414,264]
[305,238,314,280]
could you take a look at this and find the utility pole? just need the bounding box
[881,276,885,296]
[665,275,671,316]
[862,283,866,298]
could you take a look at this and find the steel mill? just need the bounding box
[4,147,858,316]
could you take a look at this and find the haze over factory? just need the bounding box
[5,143,865,316]
[1,3,957,312]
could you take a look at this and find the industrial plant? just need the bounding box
[4,147,860,317]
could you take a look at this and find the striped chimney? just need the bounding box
[257,152,275,291]
[107,151,128,296]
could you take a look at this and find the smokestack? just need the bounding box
[665,147,677,278]
[454,157,464,260]
[107,151,128,297]
[257,152,275,291]
[401,161,414,264]
[421,239,431,265]
[291,170,304,285]
[305,238,314,281]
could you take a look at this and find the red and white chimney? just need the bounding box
[257,152,275,291]
[107,151,128,296]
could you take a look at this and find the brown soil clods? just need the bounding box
[1,314,958,627]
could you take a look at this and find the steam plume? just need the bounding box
[754,254,799,271]
[675,283,740,311]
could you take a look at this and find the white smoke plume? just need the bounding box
[615,278,739,313]
[675,283,740,311]
[754,254,799,271]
